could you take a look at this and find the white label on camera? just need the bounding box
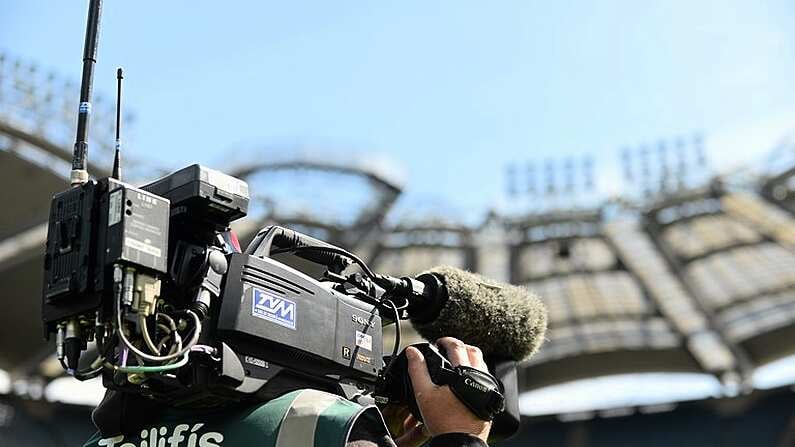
[355,330,372,351]
[108,190,122,226]
[125,237,162,258]
[244,355,269,368]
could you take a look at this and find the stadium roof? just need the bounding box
[2,53,795,401]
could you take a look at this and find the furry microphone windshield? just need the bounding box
[410,266,548,361]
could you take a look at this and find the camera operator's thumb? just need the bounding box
[406,338,491,446]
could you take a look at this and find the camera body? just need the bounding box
[42,164,385,406]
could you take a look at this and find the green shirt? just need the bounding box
[82,389,389,447]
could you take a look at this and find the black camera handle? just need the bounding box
[379,343,506,422]
[246,225,351,273]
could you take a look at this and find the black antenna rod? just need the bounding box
[112,67,123,180]
[71,0,103,186]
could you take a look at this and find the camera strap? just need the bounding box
[436,365,506,421]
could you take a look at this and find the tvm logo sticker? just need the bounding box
[252,288,296,330]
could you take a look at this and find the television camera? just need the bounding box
[40,0,517,438]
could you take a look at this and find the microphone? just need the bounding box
[376,266,547,440]
[376,266,548,361]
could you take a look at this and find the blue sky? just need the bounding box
[4,1,795,221]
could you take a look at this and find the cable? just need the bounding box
[140,315,163,354]
[387,300,401,361]
[116,292,201,362]
[158,313,179,332]
[73,363,104,380]
[157,313,182,355]
[379,299,402,379]
[158,335,173,354]
[190,345,220,361]
[140,313,181,355]
[105,352,189,373]
[385,295,409,313]
[63,331,118,380]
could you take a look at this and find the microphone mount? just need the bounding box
[374,273,447,324]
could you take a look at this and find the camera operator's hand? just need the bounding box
[406,337,491,443]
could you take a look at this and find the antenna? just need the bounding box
[112,67,123,180]
[70,0,103,186]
